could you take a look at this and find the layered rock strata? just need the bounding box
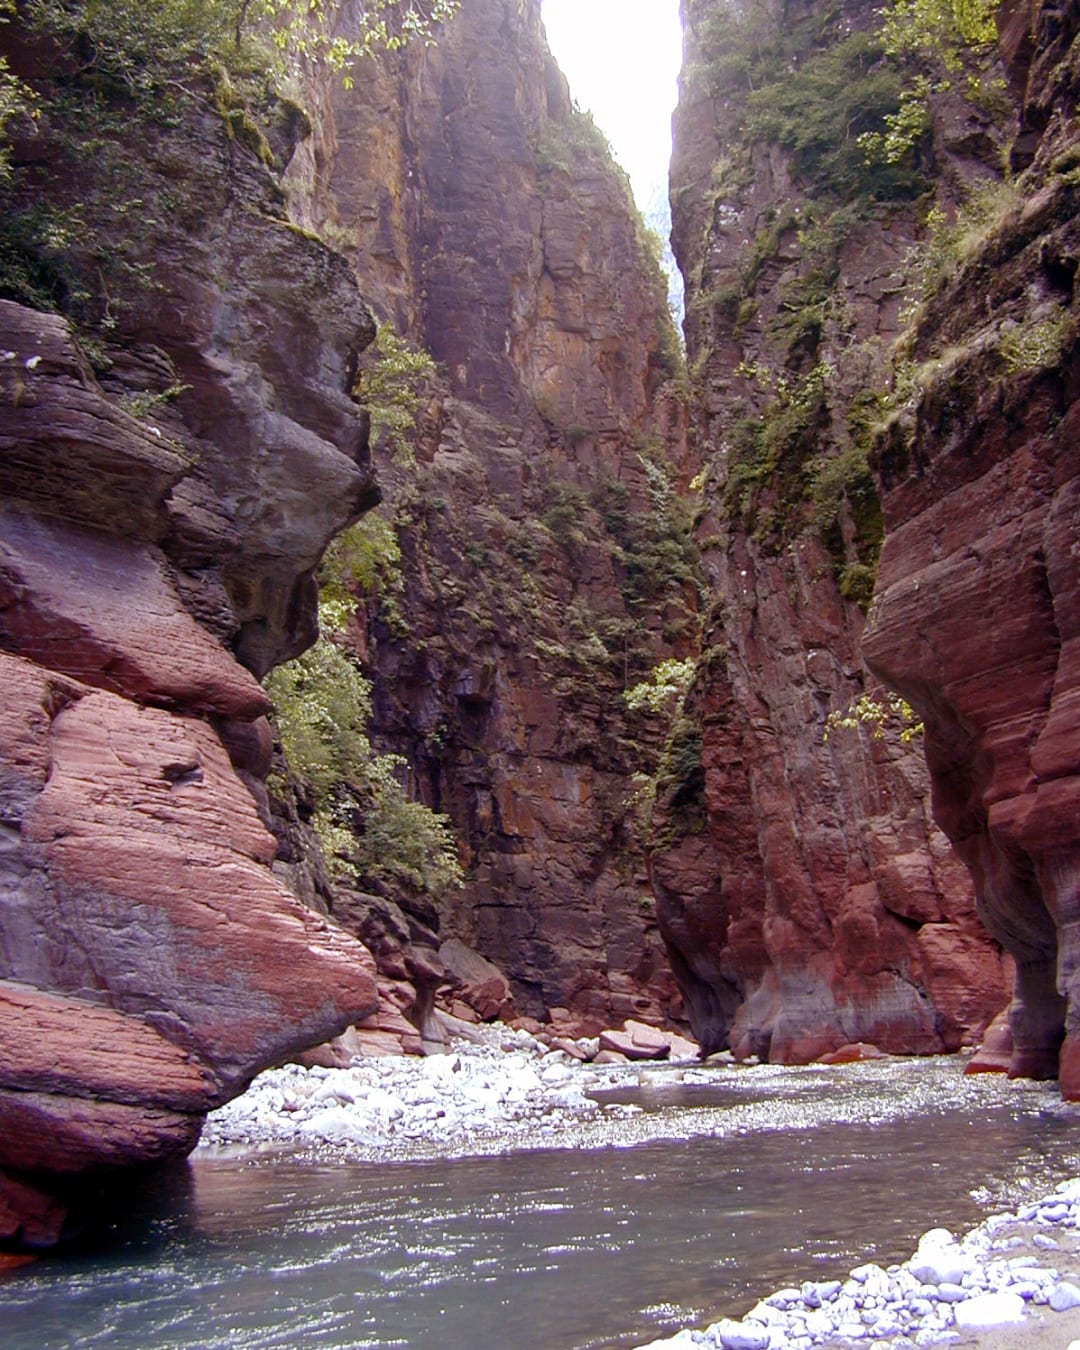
[864,0,1080,1094]
[0,35,383,1245]
[284,0,693,1031]
[659,0,1012,1058]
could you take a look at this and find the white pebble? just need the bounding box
[953,1292,1027,1328]
[1051,1281,1080,1312]
[713,1318,770,1350]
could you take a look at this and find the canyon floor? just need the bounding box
[196,1026,1080,1350]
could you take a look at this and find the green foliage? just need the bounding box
[266,620,462,897]
[823,691,924,743]
[536,104,616,177]
[769,204,858,359]
[606,444,701,612]
[723,362,830,527]
[998,310,1075,374]
[902,181,1021,313]
[837,561,877,609]
[0,8,34,185]
[746,30,922,202]
[808,445,873,528]
[24,0,459,90]
[697,0,785,95]
[319,507,406,632]
[624,658,695,715]
[359,754,464,897]
[652,714,706,831]
[352,324,437,466]
[266,630,374,807]
[857,74,933,165]
[117,379,189,420]
[858,0,1000,165]
[878,0,998,66]
[541,481,590,558]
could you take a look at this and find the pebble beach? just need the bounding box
[198,1028,1080,1350]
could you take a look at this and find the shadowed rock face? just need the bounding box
[864,0,1080,1095]
[659,0,1012,1059]
[282,0,692,1031]
[0,37,381,1246]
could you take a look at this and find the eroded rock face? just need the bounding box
[0,34,382,1245]
[659,0,1011,1059]
[864,0,1080,1094]
[283,0,691,1031]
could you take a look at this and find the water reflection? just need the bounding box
[1,1059,1077,1350]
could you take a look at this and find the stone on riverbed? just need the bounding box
[1051,1280,1080,1311]
[635,1175,1080,1349]
[712,1318,771,1349]
[953,1291,1026,1326]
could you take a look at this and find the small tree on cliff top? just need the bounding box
[25,0,459,85]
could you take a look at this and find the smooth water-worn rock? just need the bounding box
[863,0,1080,1094]
[0,25,383,1246]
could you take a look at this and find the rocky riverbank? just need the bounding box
[638,1184,1080,1350]
[198,1019,706,1158]
[198,1029,1080,1350]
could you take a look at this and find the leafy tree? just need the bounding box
[858,0,999,164]
[823,692,924,743]
[878,0,998,64]
[0,4,34,183]
[623,658,695,715]
[266,605,463,897]
[352,324,438,465]
[24,0,460,85]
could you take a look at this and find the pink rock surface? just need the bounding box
[863,0,1080,1093]
[0,69,383,1239]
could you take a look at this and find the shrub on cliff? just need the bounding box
[266,619,463,899]
[22,0,459,84]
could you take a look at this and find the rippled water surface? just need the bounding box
[3,1058,1078,1350]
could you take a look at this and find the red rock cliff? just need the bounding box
[864,0,1080,1095]
[0,25,383,1245]
[282,0,694,1032]
[658,0,1012,1059]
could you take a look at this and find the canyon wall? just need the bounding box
[0,25,383,1245]
[659,0,1012,1059]
[863,0,1080,1095]
[284,0,694,1033]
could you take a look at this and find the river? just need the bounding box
[2,1057,1077,1349]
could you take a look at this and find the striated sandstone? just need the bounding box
[658,0,1012,1059]
[0,19,384,1246]
[864,0,1080,1094]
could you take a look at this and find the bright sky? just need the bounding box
[540,0,684,213]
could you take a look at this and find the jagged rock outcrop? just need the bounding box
[0,27,383,1246]
[659,0,1012,1059]
[284,0,693,1032]
[864,0,1080,1095]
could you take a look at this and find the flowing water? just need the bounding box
[3,1057,1078,1350]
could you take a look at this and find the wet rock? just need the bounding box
[953,1292,1026,1327]
[598,1020,672,1061]
[964,1010,1014,1077]
[1051,1281,1080,1311]
[819,1043,888,1065]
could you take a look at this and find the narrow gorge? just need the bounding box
[0,5,1079,1342]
